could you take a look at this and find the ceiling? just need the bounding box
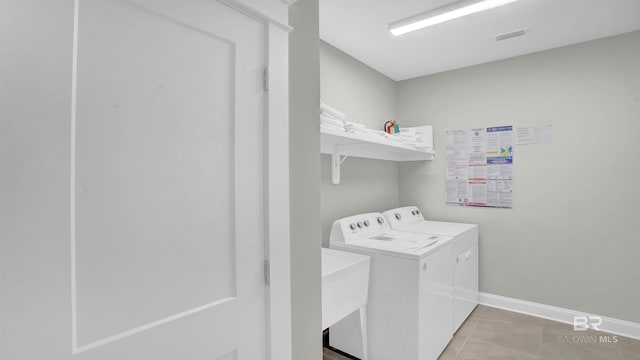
[319,0,640,81]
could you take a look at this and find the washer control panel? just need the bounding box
[330,212,390,244]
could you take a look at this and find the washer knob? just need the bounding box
[395,213,402,220]
[357,221,363,229]
[377,217,384,224]
[363,220,370,227]
[349,223,356,230]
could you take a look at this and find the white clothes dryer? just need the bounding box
[383,206,478,331]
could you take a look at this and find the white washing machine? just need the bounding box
[329,212,454,360]
[383,206,478,331]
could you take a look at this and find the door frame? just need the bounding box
[218,1,296,360]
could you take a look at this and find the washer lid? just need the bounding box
[402,220,477,237]
[343,231,453,259]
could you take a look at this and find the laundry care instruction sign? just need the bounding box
[445,126,514,209]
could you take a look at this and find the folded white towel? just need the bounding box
[320,115,345,128]
[344,126,367,133]
[344,121,365,128]
[320,110,343,122]
[321,123,346,132]
[320,102,346,121]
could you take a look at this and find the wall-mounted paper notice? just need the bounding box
[445,126,513,209]
[516,123,552,145]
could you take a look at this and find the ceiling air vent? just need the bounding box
[495,29,527,41]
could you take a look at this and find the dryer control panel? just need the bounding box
[330,212,390,244]
[382,206,425,229]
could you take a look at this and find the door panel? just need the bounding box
[76,0,238,346]
[1,0,267,359]
[73,0,266,357]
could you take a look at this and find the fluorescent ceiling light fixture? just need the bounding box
[389,0,521,36]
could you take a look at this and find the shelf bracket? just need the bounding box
[330,147,350,185]
[339,154,350,165]
[331,152,341,185]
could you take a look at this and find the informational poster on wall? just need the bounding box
[445,125,514,209]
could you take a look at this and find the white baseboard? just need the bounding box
[479,292,640,340]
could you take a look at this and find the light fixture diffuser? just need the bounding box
[389,0,521,36]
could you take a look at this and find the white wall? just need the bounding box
[320,41,400,245]
[0,1,74,356]
[397,31,640,323]
[289,1,322,359]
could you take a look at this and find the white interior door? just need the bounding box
[1,0,267,359]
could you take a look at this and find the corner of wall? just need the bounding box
[288,0,322,359]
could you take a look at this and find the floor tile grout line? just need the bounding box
[454,310,484,359]
[473,311,546,357]
[454,305,493,359]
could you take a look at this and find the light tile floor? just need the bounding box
[324,305,640,360]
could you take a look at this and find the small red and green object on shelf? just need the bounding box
[384,120,399,134]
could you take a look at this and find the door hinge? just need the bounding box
[264,259,270,285]
[263,66,269,91]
